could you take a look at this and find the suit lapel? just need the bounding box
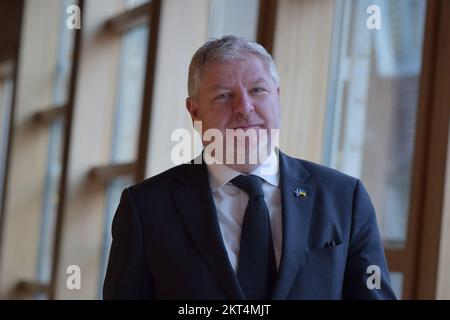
[272,152,315,299]
[171,160,245,300]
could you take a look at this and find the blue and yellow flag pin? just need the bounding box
[294,188,307,198]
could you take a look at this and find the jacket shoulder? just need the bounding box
[282,153,358,189]
[127,163,192,196]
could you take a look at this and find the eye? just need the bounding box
[213,92,231,101]
[250,87,267,94]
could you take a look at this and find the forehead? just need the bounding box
[200,56,272,86]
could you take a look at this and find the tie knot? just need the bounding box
[231,174,264,197]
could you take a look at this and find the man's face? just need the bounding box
[186,54,280,166]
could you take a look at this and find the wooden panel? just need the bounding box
[0,0,61,298]
[415,0,450,299]
[396,0,439,299]
[257,0,277,54]
[385,249,410,273]
[54,0,124,299]
[146,0,210,177]
[272,0,335,163]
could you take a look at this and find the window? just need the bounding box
[86,0,161,298]
[110,25,149,164]
[324,0,427,298]
[98,23,149,297]
[37,0,78,288]
[324,0,427,245]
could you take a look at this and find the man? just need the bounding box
[103,35,396,300]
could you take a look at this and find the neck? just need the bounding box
[213,147,275,174]
[224,163,260,174]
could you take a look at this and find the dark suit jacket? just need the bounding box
[103,151,396,299]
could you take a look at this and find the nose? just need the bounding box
[232,90,254,116]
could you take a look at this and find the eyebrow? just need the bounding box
[251,78,269,85]
[209,78,269,91]
[209,84,232,91]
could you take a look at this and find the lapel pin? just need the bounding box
[294,188,307,198]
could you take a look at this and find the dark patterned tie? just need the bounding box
[231,174,277,300]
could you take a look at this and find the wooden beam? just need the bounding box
[414,0,450,299]
[13,280,49,297]
[385,249,409,272]
[257,0,278,54]
[0,60,14,81]
[104,2,151,33]
[32,105,67,125]
[0,49,16,66]
[89,162,136,184]
[136,0,161,182]
[48,0,85,300]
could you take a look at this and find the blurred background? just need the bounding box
[0,0,449,299]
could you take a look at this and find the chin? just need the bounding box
[230,163,259,174]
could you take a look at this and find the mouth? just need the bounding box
[231,124,264,130]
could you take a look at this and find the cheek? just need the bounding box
[273,102,281,117]
[199,106,231,129]
[259,100,280,127]
[260,99,279,115]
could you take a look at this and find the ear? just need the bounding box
[276,87,281,111]
[186,97,200,122]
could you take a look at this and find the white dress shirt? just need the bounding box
[205,150,282,272]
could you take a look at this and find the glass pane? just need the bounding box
[390,272,404,299]
[0,62,14,213]
[37,119,64,284]
[323,0,427,247]
[53,0,77,107]
[110,25,149,163]
[98,175,134,298]
[37,0,78,285]
[208,0,260,40]
[125,0,149,10]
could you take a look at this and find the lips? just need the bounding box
[232,124,263,130]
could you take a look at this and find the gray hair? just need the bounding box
[187,35,280,98]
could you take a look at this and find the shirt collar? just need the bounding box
[205,150,280,192]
